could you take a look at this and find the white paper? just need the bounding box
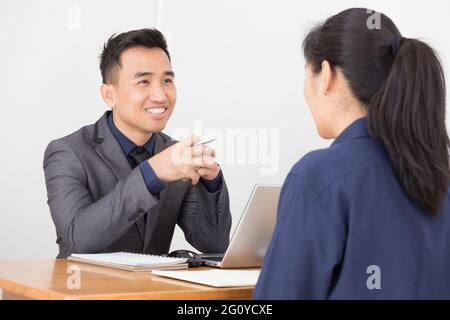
[151,269,261,287]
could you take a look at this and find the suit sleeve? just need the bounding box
[43,139,158,256]
[177,173,232,253]
[253,171,345,299]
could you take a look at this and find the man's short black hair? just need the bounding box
[99,28,170,84]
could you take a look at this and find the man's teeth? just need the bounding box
[146,108,166,114]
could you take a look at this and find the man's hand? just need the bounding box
[195,146,221,181]
[148,135,220,185]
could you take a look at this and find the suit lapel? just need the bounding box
[93,111,131,181]
[92,111,146,242]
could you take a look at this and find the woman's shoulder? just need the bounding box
[290,138,390,192]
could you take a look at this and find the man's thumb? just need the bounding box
[182,134,200,146]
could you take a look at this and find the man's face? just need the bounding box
[106,46,176,139]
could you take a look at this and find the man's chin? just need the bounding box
[144,123,166,134]
[141,113,171,133]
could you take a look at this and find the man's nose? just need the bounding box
[149,84,167,103]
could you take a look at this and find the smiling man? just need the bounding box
[43,29,231,258]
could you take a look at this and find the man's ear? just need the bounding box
[100,83,116,109]
[320,60,335,95]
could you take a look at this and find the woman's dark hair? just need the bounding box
[99,28,170,84]
[303,8,450,215]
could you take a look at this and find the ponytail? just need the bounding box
[368,38,450,214]
[303,8,450,215]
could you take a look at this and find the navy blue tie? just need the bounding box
[128,146,151,168]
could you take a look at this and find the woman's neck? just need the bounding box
[332,102,367,138]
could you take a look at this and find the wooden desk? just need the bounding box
[0,259,254,300]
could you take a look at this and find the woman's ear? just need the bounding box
[320,60,334,95]
[100,84,116,109]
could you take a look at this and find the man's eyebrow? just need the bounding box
[133,70,175,78]
[164,70,175,77]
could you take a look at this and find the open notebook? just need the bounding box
[68,252,188,272]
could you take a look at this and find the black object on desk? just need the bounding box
[168,250,203,267]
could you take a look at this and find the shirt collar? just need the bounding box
[107,112,156,156]
[332,117,370,146]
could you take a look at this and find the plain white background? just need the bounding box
[1,0,449,259]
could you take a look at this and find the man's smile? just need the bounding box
[144,106,169,120]
[145,106,168,114]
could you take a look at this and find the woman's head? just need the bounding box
[303,59,366,139]
[302,8,449,215]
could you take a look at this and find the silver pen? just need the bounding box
[194,138,216,146]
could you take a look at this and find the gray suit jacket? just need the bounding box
[43,111,232,258]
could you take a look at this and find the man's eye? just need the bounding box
[138,79,149,86]
[163,78,173,85]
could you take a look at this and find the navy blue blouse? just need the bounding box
[254,117,450,299]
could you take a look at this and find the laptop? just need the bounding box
[201,184,281,268]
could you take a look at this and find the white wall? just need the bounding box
[1,0,449,258]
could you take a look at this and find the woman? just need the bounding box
[254,8,450,299]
